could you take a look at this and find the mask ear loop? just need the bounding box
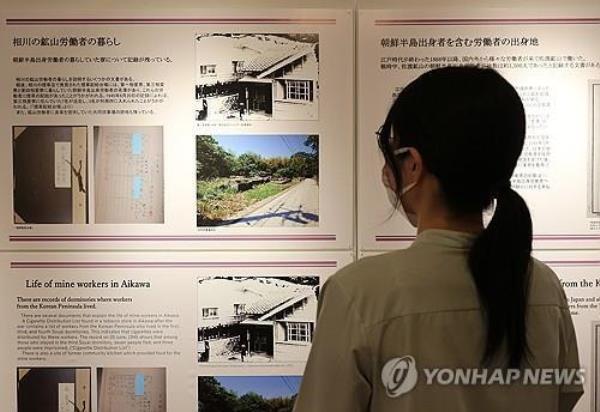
[378,123,412,194]
[387,146,419,225]
[389,124,412,157]
[393,147,410,156]
[391,146,418,195]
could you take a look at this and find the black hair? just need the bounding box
[378,66,532,368]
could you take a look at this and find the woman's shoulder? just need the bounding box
[324,248,431,309]
[528,257,569,308]
[330,249,412,288]
[321,250,424,326]
[327,252,569,309]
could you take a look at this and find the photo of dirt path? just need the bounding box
[196,134,319,227]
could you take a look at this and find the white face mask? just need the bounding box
[383,147,419,227]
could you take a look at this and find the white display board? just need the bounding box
[3,3,600,412]
[358,9,600,251]
[0,251,353,411]
[0,9,354,250]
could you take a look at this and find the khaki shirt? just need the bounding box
[295,229,583,412]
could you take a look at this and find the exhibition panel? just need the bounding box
[2,2,600,411]
[0,251,352,411]
[358,9,600,250]
[0,9,354,250]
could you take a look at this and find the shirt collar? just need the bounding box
[412,228,478,249]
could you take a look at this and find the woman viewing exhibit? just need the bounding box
[294,67,583,411]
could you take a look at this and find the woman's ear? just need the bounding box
[403,147,424,184]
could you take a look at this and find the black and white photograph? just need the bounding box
[194,33,319,121]
[198,376,301,412]
[17,367,91,412]
[13,126,88,224]
[197,276,319,364]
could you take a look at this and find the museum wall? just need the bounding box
[1,0,600,411]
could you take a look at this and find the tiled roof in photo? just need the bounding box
[241,44,313,73]
[244,291,298,315]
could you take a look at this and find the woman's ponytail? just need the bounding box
[468,183,533,368]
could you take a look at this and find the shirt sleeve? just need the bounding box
[294,276,372,412]
[558,307,584,412]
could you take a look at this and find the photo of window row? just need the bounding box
[12,125,164,224]
[197,275,320,364]
[195,33,319,122]
[16,367,166,412]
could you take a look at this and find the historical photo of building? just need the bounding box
[197,276,319,364]
[195,33,319,121]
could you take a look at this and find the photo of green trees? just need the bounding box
[196,134,319,227]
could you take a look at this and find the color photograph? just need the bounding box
[198,376,301,412]
[97,367,166,412]
[196,134,319,227]
[17,367,91,412]
[94,126,164,224]
[13,126,88,224]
